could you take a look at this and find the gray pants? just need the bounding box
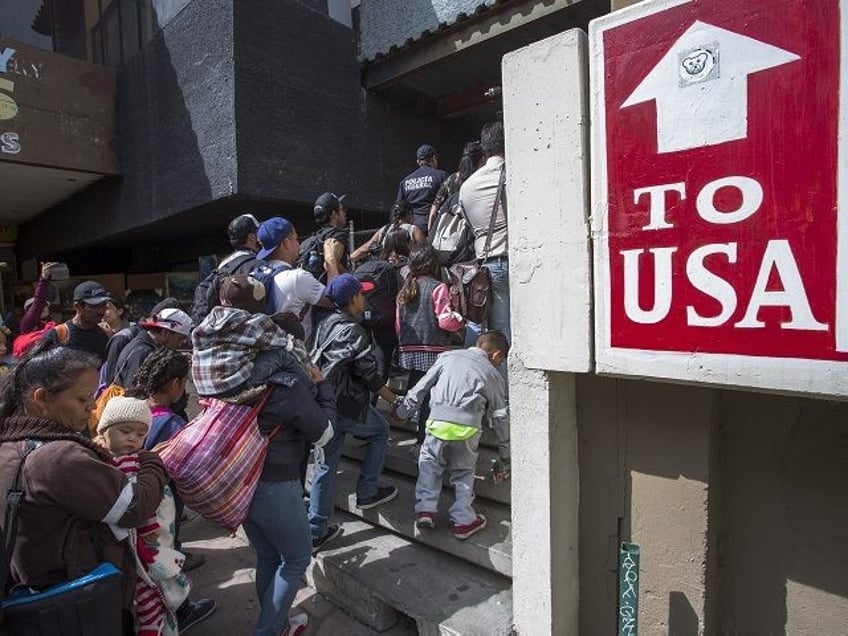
[415,433,480,526]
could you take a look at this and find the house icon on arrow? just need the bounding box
[621,20,800,154]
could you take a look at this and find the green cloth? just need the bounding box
[426,419,478,441]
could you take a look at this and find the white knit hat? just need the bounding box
[97,396,153,434]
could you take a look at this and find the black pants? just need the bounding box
[371,329,397,386]
[407,369,430,444]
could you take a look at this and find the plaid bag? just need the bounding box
[154,391,275,532]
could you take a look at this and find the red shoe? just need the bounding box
[415,512,435,529]
[281,613,308,636]
[454,514,487,540]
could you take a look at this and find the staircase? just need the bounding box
[306,385,513,635]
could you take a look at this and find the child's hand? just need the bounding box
[308,363,324,383]
[490,458,510,484]
[393,397,410,421]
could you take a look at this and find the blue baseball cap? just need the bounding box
[325,273,375,308]
[257,217,294,260]
[416,144,437,160]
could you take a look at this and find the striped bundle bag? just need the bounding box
[154,392,275,532]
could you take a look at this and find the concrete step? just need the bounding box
[307,512,513,636]
[333,458,512,577]
[342,430,511,506]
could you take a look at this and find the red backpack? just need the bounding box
[12,322,68,358]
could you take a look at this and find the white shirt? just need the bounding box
[459,156,507,259]
[267,260,325,340]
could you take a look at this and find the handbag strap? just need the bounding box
[481,163,506,260]
[1,439,43,598]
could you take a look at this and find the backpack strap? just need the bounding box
[310,321,344,367]
[1,440,45,598]
[481,164,506,260]
[220,252,257,276]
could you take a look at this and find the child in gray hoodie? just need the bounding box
[396,330,510,540]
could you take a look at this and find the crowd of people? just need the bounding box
[0,121,511,636]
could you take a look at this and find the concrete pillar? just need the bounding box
[502,30,591,635]
[510,365,579,634]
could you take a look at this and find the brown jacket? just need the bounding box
[0,416,167,607]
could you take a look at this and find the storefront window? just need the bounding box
[0,0,87,61]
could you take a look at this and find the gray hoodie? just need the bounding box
[400,347,509,458]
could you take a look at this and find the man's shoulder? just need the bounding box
[318,312,363,339]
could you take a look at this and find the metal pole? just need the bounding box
[618,542,640,636]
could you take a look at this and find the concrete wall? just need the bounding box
[502,29,590,635]
[233,0,458,227]
[358,0,497,60]
[716,391,848,635]
[575,366,848,636]
[19,0,236,258]
[18,0,459,261]
[577,377,715,635]
[502,29,592,373]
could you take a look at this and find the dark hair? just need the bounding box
[228,214,260,249]
[480,122,504,157]
[390,201,412,226]
[108,296,125,311]
[148,297,181,321]
[0,345,100,417]
[457,141,484,182]
[269,311,306,342]
[379,227,411,261]
[126,348,189,399]
[476,329,510,354]
[397,244,440,305]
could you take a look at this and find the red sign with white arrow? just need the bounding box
[590,0,848,396]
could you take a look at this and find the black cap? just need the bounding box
[73,281,111,305]
[416,144,437,160]
[313,192,345,224]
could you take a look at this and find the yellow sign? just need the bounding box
[0,78,16,120]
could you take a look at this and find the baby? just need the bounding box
[191,275,313,399]
[98,396,190,636]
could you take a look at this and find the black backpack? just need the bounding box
[298,227,338,281]
[190,253,259,325]
[354,259,400,331]
[429,192,476,267]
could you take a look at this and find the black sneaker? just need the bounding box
[356,486,398,510]
[312,523,342,553]
[177,598,216,633]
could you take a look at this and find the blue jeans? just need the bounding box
[242,479,312,636]
[309,405,390,539]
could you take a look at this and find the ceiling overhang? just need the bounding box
[362,0,609,118]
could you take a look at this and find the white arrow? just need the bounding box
[621,21,800,153]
